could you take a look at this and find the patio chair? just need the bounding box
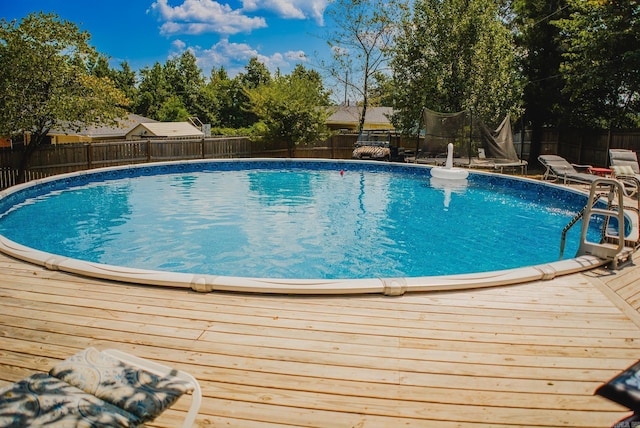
[538,154,598,185]
[609,149,640,174]
[609,149,640,180]
[608,149,640,197]
[0,347,201,428]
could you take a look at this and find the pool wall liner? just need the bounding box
[0,159,609,295]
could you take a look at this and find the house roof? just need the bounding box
[129,122,204,138]
[49,114,157,139]
[326,106,394,128]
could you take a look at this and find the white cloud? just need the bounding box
[241,0,328,25]
[150,0,267,35]
[284,50,306,61]
[171,39,187,51]
[188,38,307,76]
[148,1,320,77]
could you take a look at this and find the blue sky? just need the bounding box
[1,0,332,79]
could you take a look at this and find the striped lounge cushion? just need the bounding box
[0,373,140,427]
[49,347,193,423]
[612,165,636,176]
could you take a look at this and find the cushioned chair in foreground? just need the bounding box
[0,347,201,427]
[538,154,599,185]
[595,359,640,427]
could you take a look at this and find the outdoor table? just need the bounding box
[587,167,612,177]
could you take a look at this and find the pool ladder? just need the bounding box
[560,177,639,269]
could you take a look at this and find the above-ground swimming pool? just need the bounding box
[0,159,607,294]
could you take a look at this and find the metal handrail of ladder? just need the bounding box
[573,178,629,267]
[559,191,608,259]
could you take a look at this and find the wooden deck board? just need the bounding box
[1,252,640,427]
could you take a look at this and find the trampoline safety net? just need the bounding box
[420,108,518,162]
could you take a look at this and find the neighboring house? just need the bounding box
[326,106,394,132]
[127,122,204,140]
[45,114,204,143]
[37,107,388,143]
[47,114,157,144]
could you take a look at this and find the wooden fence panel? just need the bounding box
[3,130,640,190]
[90,141,149,168]
[609,131,640,152]
[556,129,640,166]
[538,129,560,155]
[0,137,263,190]
[0,150,17,189]
[205,137,251,158]
[151,139,203,161]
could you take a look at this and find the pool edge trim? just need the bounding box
[0,229,608,295]
[0,159,609,295]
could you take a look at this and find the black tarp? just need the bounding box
[420,108,519,161]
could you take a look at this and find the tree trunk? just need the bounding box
[528,121,543,167]
[17,134,43,184]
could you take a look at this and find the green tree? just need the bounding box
[232,58,273,128]
[135,62,171,120]
[157,95,190,122]
[206,66,256,129]
[112,61,138,105]
[205,66,236,128]
[369,71,395,107]
[163,51,213,123]
[238,57,272,89]
[245,64,332,156]
[90,56,138,105]
[512,0,569,161]
[554,0,640,128]
[390,0,522,133]
[0,12,128,182]
[323,0,402,132]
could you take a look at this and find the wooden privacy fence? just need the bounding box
[3,129,640,190]
[0,135,358,190]
[549,129,640,167]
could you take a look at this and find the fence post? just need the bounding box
[331,135,335,159]
[606,128,612,166]
[86,143,92,169]
[146,139,151,163]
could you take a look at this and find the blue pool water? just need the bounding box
[0,160,595,279]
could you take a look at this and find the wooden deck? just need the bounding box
[2,251,640,427]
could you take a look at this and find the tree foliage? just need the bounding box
[134,62,171,120]
[91,56,138,103]
[510,0,569,160]
[554,0,640,128]
[0,12,128,181]
[3,2,640,181]
[389,0,522,134]
[205,66,243,128]
[323,0,402,132]
[135,51,218,124]
[245,64,333,156]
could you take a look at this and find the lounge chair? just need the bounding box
[608,149,640,196]
[609,149,640,174]
[609,148,640,180]
[538,154,598,185]
[0,347,201,427]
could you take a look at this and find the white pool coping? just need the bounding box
[0,160,610,295]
